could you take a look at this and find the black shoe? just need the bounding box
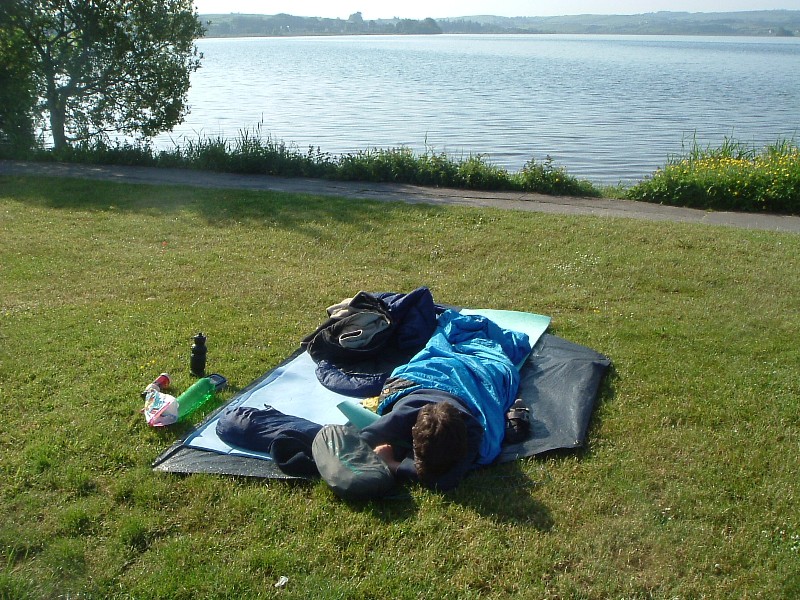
[504,398,530,444]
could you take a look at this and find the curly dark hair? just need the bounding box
[411,402,468,483]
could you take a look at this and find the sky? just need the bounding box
[193,0,800,20]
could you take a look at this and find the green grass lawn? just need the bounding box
[1,175,798,599]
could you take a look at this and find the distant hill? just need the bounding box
[439,11,800,36]
[199,10,800,38]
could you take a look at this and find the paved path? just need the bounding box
[2,159,798,234]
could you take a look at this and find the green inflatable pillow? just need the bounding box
[311,424,396,500]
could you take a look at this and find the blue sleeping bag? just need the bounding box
[377,309,531,465]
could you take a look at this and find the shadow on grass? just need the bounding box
[2,173,450,242]
[342,461,554,530]
[575,363,619,461]
[449,461,555,530]
[433,362,616,530]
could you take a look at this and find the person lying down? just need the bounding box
[359,309,531,490]
[363,390,482,491]
[216,310,531,494]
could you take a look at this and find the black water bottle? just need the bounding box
[190,332,207,377]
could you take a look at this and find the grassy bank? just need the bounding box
[16,131,600,198]
[1,175,799,598]
[6,133,799,215]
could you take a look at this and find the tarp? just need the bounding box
[152,309,610,479]
[498,333,612,462]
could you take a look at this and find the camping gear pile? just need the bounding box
[152,288,611,499]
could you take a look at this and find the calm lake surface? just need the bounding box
[156,34,800,185]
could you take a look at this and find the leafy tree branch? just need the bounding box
[0,0,204,150]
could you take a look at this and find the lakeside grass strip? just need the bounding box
[28,133,601,198]
[9,134,799,214]
[1,175,798,598]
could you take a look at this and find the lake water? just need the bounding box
[155,34,800,185]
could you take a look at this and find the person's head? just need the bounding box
[411,401,468,483]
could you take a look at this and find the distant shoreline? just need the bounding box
[199,10,800,39]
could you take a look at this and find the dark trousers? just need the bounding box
[216,406,322,477]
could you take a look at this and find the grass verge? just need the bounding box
[1,175,798,598]
[8,133,800,214]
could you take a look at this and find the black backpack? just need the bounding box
[301,291,396,363]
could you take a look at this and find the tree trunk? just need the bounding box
[47,87,67,150]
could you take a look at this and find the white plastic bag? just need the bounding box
[143,388,179,426]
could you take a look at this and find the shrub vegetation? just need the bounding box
[627,138,800,215]
[11,126,600,197]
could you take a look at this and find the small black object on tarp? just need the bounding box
[504,398,531,445]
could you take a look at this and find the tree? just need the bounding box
[395,18,442,35]
[0,27,38,153]
[0,0,204,150]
